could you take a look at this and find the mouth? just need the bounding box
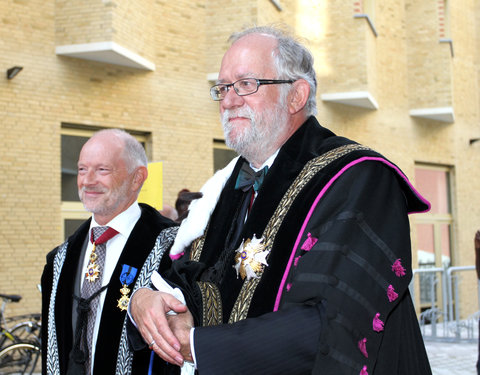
[227,115,252,126]
[81,189,105,198]
[229,116,247,122]
[222,108,253,129]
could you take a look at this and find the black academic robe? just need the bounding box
[41,203,176,375]
[166,116,432,374]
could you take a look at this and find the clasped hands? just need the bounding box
[130,288,194,367]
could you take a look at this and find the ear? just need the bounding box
[132,165,148,192]
[287,79,310,115]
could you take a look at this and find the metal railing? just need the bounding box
[410,265,478,342]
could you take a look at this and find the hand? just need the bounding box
[167,309,194,362]
[130,288,188,366]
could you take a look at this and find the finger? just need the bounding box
[161,293,188,314]
[152,332,184,366]
[150,312,183,361]
[167,314,193,360]
[148,339,156,350]
[138,312,184,365]
[152,342,184,367]
[136,308,164,345]
[151,293,189,348]
[130,289,186,363]
[131,290,173,345]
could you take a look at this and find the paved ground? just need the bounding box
[31,341,477,375]
[425,339,478,375]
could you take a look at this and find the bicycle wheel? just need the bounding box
[10,321,41,346]
[0,329,17,350]
[0,342,41,375]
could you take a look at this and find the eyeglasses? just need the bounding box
[210,78,294,101]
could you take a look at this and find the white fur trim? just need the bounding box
[170,156,240,256]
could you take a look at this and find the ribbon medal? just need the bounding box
[85,244,100,282]
[117,264,137,311]
[85,226,119,282]
[234,235,270,281]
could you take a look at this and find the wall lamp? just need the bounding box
[469,138,480,145]
[6,66,23,80]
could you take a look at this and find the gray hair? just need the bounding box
[229,25,318,116]
[92,129,148,173]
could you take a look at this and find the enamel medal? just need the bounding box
[117,264,137,311]
[234,234,270,281]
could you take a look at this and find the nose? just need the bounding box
[78,168,96,187]
[221,86,245,110]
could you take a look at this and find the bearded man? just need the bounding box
[129,26,433,374]
[41,129,177,375]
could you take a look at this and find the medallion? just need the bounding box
[85,263,100,282]
[85,243,101,282]
[117,284,131,311]
[117,264,137,311]
[234,234,270,281]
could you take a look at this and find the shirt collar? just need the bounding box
[90,201,141,239]
[250,149,279,173]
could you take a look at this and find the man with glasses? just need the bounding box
[129,26,432,374]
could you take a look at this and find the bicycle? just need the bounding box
[0,294,23,349]
[0,292,42,348]
[5,314,42,347]
[0,293,42,374]
[0,341,41,375]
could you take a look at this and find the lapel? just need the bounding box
[55,219,91,374]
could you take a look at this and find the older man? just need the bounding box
[130,26,432,374]
[41,129,177,375]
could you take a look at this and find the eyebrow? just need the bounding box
[216,73,258,84]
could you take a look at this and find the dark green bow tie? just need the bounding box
[234,162,268,192]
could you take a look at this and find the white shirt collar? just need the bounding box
[90,201,141,240]
[250,149,279,172]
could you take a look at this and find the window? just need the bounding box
[61,125,149,239]
[213,139,237,172]
[414,164,454,307]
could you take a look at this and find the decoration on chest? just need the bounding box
[85,249,101,282]
[234,235,270,281]
[117,264,138,311]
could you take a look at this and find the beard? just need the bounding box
[221,97,289,164]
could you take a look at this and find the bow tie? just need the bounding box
[234,162,268,192]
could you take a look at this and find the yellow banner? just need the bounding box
[138,161,163,210]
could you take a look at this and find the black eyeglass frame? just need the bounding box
[210,78,295,101]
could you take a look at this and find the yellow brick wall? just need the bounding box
[406,0,453,109]
[55,0,114,44]
[1,0,480,321]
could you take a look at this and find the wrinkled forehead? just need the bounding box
[219,34,278,81]
[79,134,125,166]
